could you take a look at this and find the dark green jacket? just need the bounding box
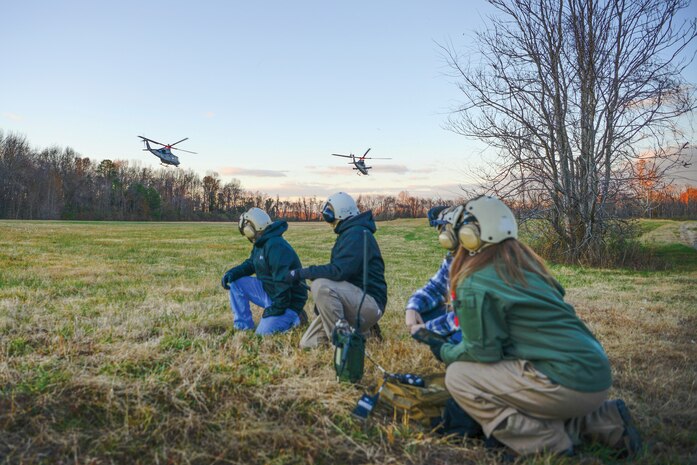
[300,211,388,311]
[226,221,307,317]
[441,263,612,393]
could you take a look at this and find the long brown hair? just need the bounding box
[449,239,556,291]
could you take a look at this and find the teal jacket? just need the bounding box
[441,263,612,393]
[226,221,308,317]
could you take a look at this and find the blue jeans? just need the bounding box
[228,276,301,335]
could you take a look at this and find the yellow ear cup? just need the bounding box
[458,223,482,252]
[438,225,459,250]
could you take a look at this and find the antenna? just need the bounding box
[355,230,368,333]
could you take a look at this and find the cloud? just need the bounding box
[247,180,473,200]
[220,167,288,177]
[2,112,22,121]
[635,145,697,188]
[375,164,410,174]
[307,163,434,176]
[413,166,437,174]
[306,165,353,176]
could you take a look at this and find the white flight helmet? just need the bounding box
[238,207,272,242]
[437,196,518,253]
[320,192,360,226]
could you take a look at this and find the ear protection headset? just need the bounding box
[457,215,483,252]
[321,201,335,224]
[238,215,257,241]
[436,206,483,252]
[438,196,518,253]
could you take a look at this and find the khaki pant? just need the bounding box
[299,279,382,349]
[445,359,625,455]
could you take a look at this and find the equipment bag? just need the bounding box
[376,373,451,425]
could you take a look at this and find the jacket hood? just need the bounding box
[335,211,376,235]
[255,220,288,246]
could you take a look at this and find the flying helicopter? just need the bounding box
[331,148,391,175]
[138,136,197,167]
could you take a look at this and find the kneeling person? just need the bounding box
[422,196,641,457]
[286,192,387,348]
[221,207,308,335]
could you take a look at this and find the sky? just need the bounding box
[2,1,696,200]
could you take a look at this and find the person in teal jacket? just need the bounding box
[221,207,308,335]
[416,196,642,458]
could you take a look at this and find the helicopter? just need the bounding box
[331,148,391,175]
[138,136,197,167]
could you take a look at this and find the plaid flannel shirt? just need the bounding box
[425,311,458,336]
[406,254,459,336]
[405,255,452,315]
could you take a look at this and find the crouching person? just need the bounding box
[406,205,461,344]
[221,207,308,335]
[285,192,387,348]
[421,196,641,458]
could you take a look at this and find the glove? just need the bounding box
[428,341,445,362]
[284,268,302,284]
[394,373,426,388]
[411,327,448,362]
[262,306,286,318]
[221,269,235,290]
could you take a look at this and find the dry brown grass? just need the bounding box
[1,219,695,464]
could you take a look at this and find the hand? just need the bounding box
[284,268,302,284]
[405,309,424,329]
[411,327,447,362]
[410,323,425,335]
[221,269,234,290]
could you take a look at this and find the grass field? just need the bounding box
[1,219,696,465]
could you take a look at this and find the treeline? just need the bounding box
[0,132,455,221]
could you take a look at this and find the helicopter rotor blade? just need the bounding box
[138,136,168,147]
[360,148,371,159]
[362,157,392,160]
[169,138,189,147]
[331,153,353,158]
[171,148,197,154]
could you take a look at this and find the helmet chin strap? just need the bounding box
[466,241,493,256]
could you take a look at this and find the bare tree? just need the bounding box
[445,0,696,262]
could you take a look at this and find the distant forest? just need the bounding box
[0,132,456,221]
[2,132,696,222]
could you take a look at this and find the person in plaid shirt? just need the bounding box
[405,206,461,343]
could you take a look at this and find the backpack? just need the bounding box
[376,373,451,425]
[374,374,484,438]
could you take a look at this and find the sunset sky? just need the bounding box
[2,1,696,199]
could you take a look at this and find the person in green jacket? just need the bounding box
[221,207,308,335]
[417,196,642,457]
